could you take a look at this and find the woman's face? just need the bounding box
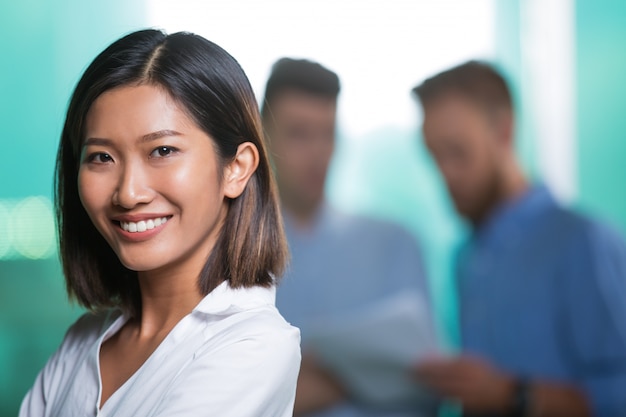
[79,84,228,279]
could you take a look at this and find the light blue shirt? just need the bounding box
[458,185,626,417]
[276,204,436,417]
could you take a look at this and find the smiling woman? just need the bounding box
[19,29,301,417]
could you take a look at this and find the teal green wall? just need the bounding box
[493,0,539,180]
[0,2,146,414]
[493,0,626,232]
[576,1,626,234]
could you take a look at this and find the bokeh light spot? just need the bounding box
[9,196,56,260]
[0,201,10,259]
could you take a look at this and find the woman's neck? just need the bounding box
[133,267,205,339]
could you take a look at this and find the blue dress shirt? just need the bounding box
[458,185,626,416]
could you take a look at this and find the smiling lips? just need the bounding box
[120,216,170,233]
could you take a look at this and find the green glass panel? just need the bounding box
[575,0,626,234]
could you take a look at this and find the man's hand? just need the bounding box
[415,355,592,417]
[414,355,516,415]
[293,353,347,416]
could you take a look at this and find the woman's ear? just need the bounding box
[223,142,260,199]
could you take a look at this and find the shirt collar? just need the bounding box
[474,183,557,247]
[193,281,276,316]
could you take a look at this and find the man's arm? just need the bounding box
[415,355,591,417]
[293,353,346,416]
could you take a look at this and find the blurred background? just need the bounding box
[1,0,625,415]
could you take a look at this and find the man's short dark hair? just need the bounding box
[412,60,513,115]
[261,58,340,118]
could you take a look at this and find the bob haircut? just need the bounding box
[56,29,288,316]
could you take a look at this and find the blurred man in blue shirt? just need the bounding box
[262,58,437,417]
[412,61,626,417]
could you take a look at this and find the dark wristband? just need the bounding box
[510,378,532,417]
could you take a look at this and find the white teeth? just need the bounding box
[119,217,169,233]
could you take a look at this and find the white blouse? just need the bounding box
[20,282,301,417]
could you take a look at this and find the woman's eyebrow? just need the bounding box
[140,129,183,143]
[83,137,112,147]
[83,130,183,148]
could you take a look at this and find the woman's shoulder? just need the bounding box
[57,309,123,356]
[193,283,300,353]
[190,303,301,382]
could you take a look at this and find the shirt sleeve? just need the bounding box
[18,347,62,417]
[151,311,301,417]
[19,311,116,417]
[560,220,626,416]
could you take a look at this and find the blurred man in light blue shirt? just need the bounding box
[413,61,626,417]
[262,58,437,417]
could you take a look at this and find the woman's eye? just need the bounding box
[87,153,113,164]
[150,146,178,158]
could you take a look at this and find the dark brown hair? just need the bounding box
[261,57,340,119]
[56,29,288,316]
[412,60,513,116]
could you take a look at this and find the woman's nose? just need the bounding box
[111,164,154,209]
